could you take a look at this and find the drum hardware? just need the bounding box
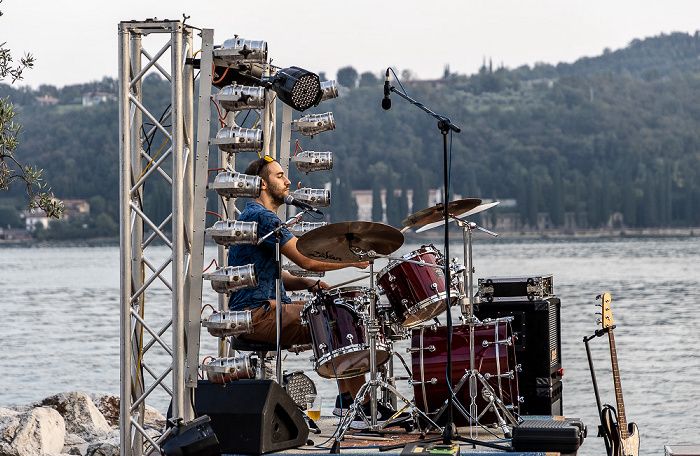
[473,370,518,438]
[482,336,513,347]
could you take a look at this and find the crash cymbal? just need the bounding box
[296,221,404,263]
[415,201,500,233]
[402,198,482,227]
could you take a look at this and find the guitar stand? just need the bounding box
[583,328,614,456]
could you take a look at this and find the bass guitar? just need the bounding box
[598,292,640,456]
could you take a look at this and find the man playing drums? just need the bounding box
[227,156,403,426]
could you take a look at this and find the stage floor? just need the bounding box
[222,415,581,456]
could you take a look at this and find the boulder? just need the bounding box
[0,406,65,456]
[41,392,112,438]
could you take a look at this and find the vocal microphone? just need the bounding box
[382,68,391,110]
[284,195,324,215]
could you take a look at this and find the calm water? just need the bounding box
[1,237,699,455]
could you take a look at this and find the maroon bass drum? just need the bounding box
[302,287,389,379]
[378,245,459,328]
[411,319,520,426]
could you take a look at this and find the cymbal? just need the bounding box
[296,221,404,263]
[402,198,482,227]
[415,201,500,233]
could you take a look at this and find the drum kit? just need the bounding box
[293,198,521,439]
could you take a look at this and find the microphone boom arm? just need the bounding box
[389,86,461,133]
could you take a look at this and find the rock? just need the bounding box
[86,435,119,456]
[42,392,112,439]
[0,406,65,456]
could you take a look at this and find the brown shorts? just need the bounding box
[239,301,312,346]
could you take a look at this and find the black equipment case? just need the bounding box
[511,419,586,453]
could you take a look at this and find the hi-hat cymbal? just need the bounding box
[296,221,404,263]
[402,198,482,227]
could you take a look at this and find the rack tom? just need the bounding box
[378,245,458,327]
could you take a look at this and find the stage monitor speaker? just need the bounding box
[475,297,563,415]
[193,379,309,454]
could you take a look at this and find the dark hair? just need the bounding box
[244,156,275,180]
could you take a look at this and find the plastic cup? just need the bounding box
[306,393,321,420]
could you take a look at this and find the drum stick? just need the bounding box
[400,226,411,233]
[327,274,369,289]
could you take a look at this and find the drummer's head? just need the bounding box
[245,156,290,204]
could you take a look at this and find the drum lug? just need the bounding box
[407,344,435,354]
[483,370,515,380]
[346,334,354,342]
[319,343,327,351]
[430,283,438,290]
[515,363,522,373]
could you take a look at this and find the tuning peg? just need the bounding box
[595,303,602,307]
[596,318,602,325]
[595,294,602,300]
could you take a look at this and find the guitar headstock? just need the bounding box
[596,292,614,328]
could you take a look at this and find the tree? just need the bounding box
[358,71,379,88]
[336,66,359,89]
[0,17,64,219]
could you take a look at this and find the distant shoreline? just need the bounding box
[1,227,698,246]
[405,226,700,240]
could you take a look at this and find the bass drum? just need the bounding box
[303,288,389,379]
[411,319,519,426]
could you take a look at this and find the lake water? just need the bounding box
[1,236,699,455]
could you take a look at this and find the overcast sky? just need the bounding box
[2,0,699,89]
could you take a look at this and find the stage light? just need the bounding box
[262,66,322,112]
[292,112,335,137]
[212,125,263,153]
[202,310,254,337]
[283,371,317,410]
[290,188,331,207]
[283,261,325,278]
[204,264,257,294]
[289,221,328,236]
[215,84,266,111]
[291,151,333,174]
[319,80,338,103]
[205,220,258,246]
[214,37,267,65]
[201,354,255,383]
[210,170,261,199]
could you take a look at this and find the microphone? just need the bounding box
[382,68,391,110]
[284,195,323,215]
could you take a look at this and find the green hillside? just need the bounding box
[2,31,700,238]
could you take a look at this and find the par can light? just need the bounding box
[290,188,331,208]
[212,125,263,153]
[319,80,339,103]
[216,84,266,111]
[292,112,335,137]
[214,37,268,64]
[205,220,258,246]
[291,151,333,174]
[210,171,261,199]
[204,264,257,294]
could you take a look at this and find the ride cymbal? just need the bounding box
[296,221,404,263]
[402,198,482,227]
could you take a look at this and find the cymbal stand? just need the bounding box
[330,248,441,451]
[452,216,498,438]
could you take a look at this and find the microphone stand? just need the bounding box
[255,212,309,383]
[387,85,462,445]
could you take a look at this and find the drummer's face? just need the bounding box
[262,161,291,203]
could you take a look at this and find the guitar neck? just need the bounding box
[608,329,629,439]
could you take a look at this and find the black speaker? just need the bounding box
[193,379,309,454]
[474,297,563,415]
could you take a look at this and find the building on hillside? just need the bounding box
[82,92,117,106]
[23,199,90,231]
[35,95,59,106]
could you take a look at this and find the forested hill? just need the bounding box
[2,31,700,238]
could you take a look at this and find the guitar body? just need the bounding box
[602,405,640,456]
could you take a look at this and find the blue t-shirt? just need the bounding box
[228,202,295,310]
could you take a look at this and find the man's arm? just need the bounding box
[282,271,329,292]
[281,237,369,272]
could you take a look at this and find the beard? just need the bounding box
[266,180,289,206]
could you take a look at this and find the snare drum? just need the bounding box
[378,245,458,327]
[411,319,519,425]
[302,287,389,379]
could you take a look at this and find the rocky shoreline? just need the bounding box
[0,392,164,456]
